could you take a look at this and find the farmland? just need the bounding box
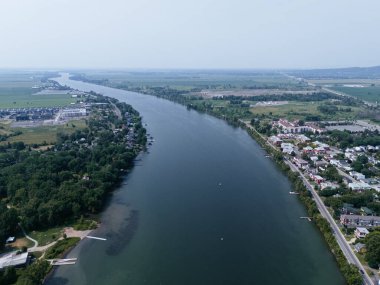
[330,86,380,103]
[70,70,310,90]
[250,101,362,121]
[0,71,78,108]
[71,70,378,124]
[0,119,87,145]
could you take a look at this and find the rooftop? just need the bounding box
[0,252,29,270]
[356,227,369,234]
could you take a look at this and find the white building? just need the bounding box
[61,108,87,118]
[0,252,29,269]
[348,182,372,191]
[320,182,339,190]
[349,171,366,181]
[281,143,295,154]
[355,227,369,239]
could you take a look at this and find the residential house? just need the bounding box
[310,174,325,184]
[341,203,360,215]
[293,157,309,169]
[269,136,283,146]
[320,182,339,190]
[355,227,370,239]
[361,207,374,216]
[354,243,366,253]
[340,214,380,228]
[348,182,372,191]
[349,171,366,181]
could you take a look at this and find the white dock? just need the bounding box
[47,258,77,266]
[86,236,107,241]
[300,217,312,222]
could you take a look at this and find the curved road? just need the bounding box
[19,223,38,251]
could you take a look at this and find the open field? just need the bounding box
[0,72,77,108]
[250,101,362,121]
[29,227,64,246]
[0,119,87,145]
[309,79,380,85]
[330,86,380,103]
[193,89,314,98]
[73,70,309,90]
[0,92,78,108]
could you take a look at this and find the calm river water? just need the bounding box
[46,74,344,285]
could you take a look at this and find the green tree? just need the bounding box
[365,231,380,268]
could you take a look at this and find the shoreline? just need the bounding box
[63,77,361,284]
[120,89,363,284]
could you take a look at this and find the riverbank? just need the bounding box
[108,87,363,285]
[0,88,147,285]
[46,74,346,285]
[244,125,363,285]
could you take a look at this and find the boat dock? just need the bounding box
[300,217,312,222]
[47,258,77,266]
[86,236,107,241]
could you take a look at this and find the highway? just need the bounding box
[285,159,374,285]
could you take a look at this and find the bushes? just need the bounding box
[45,237,80,259]
[15,260,50,285]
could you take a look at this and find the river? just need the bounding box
[46,74,345,285]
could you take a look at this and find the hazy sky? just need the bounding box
[0,0,379,69]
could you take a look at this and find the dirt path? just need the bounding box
[64,227,93,239]
[19,223,38,251]
[21,225,93,253]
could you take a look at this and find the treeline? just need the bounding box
[216,92,359,104]
[246,127,362,285]
[324,129,380,149]
[69,74,110,86]
[0,95,146,246]
[364,230,380,268]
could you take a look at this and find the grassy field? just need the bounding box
[0,72,77,108]
[250,101,362,120]
[29,227,64,246]
[309,79,380,85]
[76,70,307,90]
[0,119,87,145]
[0,91,78,108]
[330,86,380,103]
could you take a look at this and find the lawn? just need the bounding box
[29,227,64,246]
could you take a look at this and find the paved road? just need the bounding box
[285,160,374,285]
